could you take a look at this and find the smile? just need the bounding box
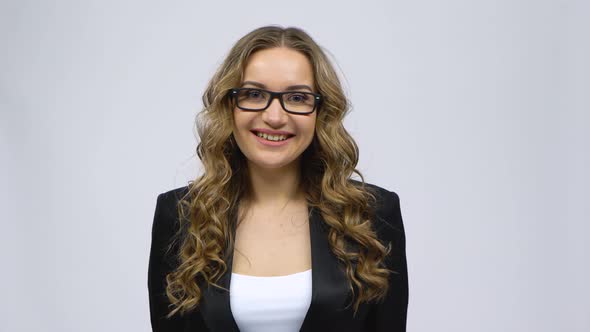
[251,131,294,146]
[255,132,289,141]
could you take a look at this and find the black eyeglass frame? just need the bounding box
[228,88,322,115]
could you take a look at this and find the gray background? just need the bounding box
[1,0,588,331]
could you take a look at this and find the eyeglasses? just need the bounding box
[229,88,322,115]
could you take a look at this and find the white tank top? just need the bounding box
[229,269,312,332]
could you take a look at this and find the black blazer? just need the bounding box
[148,182,408,331]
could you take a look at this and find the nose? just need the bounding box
[261,96,288,127]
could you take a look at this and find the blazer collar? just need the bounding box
[193,205,350,331]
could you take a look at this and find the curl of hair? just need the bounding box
[164,25,393,318]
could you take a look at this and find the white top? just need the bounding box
[229,269,312,332]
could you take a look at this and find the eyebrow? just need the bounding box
[241,81,314,92]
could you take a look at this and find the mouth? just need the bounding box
[250,130,295,142]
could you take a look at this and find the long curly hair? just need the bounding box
[165,25,392,318]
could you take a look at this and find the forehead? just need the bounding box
[242,47,314,89]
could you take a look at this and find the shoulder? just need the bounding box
[158,185,190,204]
[349,179,401,218]
[155,186,190,215]
[151,185,191,238]
[349,179,405,240]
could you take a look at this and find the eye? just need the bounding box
[245,89,264,99]
[287,93,309,104]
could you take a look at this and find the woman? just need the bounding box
[148,25,408,332]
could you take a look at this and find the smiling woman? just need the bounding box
[148,26,408,332]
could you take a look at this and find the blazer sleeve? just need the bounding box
[148,192,210,331]
[366,190,409,332]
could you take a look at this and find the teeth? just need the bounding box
[256,132,288,141]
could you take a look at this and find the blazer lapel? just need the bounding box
[300,206,351,331]
[195,233,241,331]
[193,205,350,331]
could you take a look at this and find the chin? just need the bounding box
[251,161,291,170]
[247,156,299,170]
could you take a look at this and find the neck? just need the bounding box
[246,160,304,207]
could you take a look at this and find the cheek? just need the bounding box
[306,115,317,135]
[298,117,317,143]
[233,112,251,135]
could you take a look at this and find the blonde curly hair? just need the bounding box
[165,25,392,318]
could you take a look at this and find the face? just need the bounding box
[232,47,317,171]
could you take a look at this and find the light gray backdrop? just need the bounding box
[1,0,588,331]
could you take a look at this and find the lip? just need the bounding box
[251,131,294,147]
